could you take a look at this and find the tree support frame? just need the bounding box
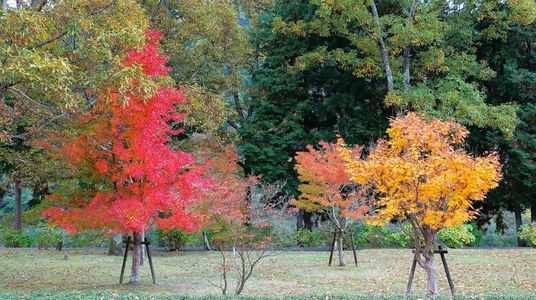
[119,236,156,284]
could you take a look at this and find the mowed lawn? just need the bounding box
[0,248,534,297]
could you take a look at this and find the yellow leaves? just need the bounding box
[507,0,536,25]
[340,113,502,232]
[0,0,148,116]
[422,211,443,229]
[272,16,309,37]
[0,9,58,48]
[384,92,405,108]
[291,197,326,214]
[182,85,228,133]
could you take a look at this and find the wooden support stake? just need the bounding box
[438,245,455,296]
[328,231,337,266]
[144,237,157,284]
[405,253,417,295]
[406,246,455,296]
[349,231,358,268]
[119,236,131,284]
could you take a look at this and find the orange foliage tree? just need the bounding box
[293,141,369,266]
[339,113,502,295]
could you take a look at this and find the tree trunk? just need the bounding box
[495,210,506,234]
[296,211,304,231]
[403,46,411,89]
[14,179,22,230]
[417,229,439,296]
[140,231,145,266]
[303,211,313,231]
[402,1,416,92]
[130,232,141,284]
[337,232,345,267]
[203,230,211,251]
[531,202,536,223]
[514,206,524,246]
[370,0,394,93]
[108,234,123,256]
[424,254,439,296]
[296,210,313,231]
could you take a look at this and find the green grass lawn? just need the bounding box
[0,248,534,298]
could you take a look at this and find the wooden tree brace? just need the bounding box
[327,231,358,268]
[119,236,157,284]
[406,245,455,296]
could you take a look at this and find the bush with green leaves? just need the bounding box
[1,223,62,248]
[438,224,476,248]
[389,224,414,248]
[33,224,62,249]
[271,229,297,248]
[1,229,33,247]
[155,229,209,250]
[469,223,483,246]
[156,229,187,251]
[271,228,327,248]
[61,230,108,248]
[353,223,403,248]
[295,229,324,247]
[518,222,536,247]
[351,222,479,249]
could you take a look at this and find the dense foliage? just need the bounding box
[293,141,368,265]
[340,113,502,295]
[469,22,536,240]
[41,31,210,235]
[0,0,535,296]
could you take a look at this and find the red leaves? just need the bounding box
[124,30,171,76]
[43,30,215,235]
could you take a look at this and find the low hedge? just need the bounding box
[0,291,534,300]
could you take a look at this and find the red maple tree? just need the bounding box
[42,31,214,283]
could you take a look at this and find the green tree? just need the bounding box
[470,22,536,244]
[239,0,389,228]
[140,0,272,135]
[272,0,535,137]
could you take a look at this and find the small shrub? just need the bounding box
[62,230,108,248]
[185,230,209,248]
[157,229,186,251]
[353,223,398,248]
[468,223,483,246]
[482,230,517,247]
[271,229,296,247]
[271,228,327,248]
[389,224,414,248]
[518,222,536,247]
[35,225,62,249]
[438,224,476,248]
[1,229,33,247]
[295,229,323,247]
